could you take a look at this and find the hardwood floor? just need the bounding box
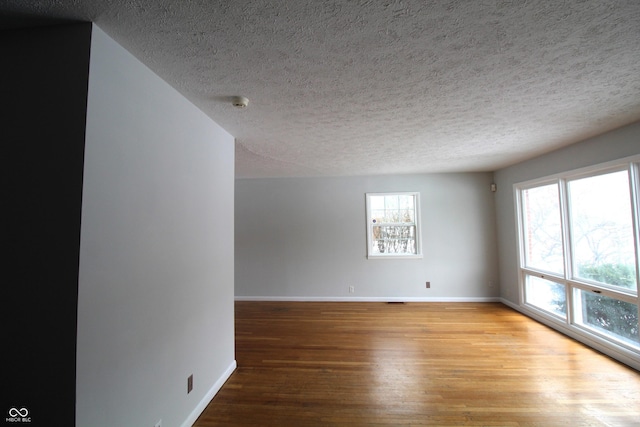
[194,302,640,426]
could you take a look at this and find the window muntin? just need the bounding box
[515,157,640,354]
[366,192,421,258]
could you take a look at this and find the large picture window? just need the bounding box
[516,156,640,355]
[365,192,422,259]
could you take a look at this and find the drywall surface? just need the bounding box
[236,173,499,300]
[77,26,235,427]
[494,121,640,305]
[2,23,91,425]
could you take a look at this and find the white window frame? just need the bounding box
[514,154,640,361]
[365,192,422,259]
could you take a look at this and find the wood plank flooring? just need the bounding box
[194,302,640,426]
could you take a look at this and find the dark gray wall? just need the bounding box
[2,23,92,425]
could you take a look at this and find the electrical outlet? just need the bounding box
[154,420,162,427]
[349,286,355,293]
[426,281,431,288]
[187,374,193,394]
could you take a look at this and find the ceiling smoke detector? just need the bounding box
[231,96,249,108]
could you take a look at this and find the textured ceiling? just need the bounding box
[2,1,640,177]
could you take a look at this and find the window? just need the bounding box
[521,183,564,275]
[366,192,422,259]
[567,170,637,292]
[524,275,567,319]
[516,156,640,355]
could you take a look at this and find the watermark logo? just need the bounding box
[6,407,31,423]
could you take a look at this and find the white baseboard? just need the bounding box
[499,297,519,310]
[235,296,501,302]
[180,360,237,427]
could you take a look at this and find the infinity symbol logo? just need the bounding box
[8,407,28,417]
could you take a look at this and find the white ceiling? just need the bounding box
[2,1,640,178]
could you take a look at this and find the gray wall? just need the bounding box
[76,26,235,427]
[494,120,640,304]
[236,173,499,300]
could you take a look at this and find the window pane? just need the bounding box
[370,196,385,210]
[525,275,567,319]
[522,184,564,274]
[574,289,639,347]
[398,195,413,210]
[370,195,416,224]
[370,225,416,255]
[385,195,399,211]
[371,210,385,224]
[403,209,415,223]
[568,171,637,291]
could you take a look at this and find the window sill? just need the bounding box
[367,254,423,260]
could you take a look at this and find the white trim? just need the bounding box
[366,254,425,260]
[235,296,501,302]
[365,191,422,258]
[514,153,640,189]
[500,298,640,371]
[180,360,237,427]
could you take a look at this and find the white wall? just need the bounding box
[76,26,235,427]
[494,121,640,304]
[236,173,499,300]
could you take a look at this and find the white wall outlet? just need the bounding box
[349,286,355,293]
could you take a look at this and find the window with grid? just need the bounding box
[365,192,422,259]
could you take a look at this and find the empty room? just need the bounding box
[3,1,640,426]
